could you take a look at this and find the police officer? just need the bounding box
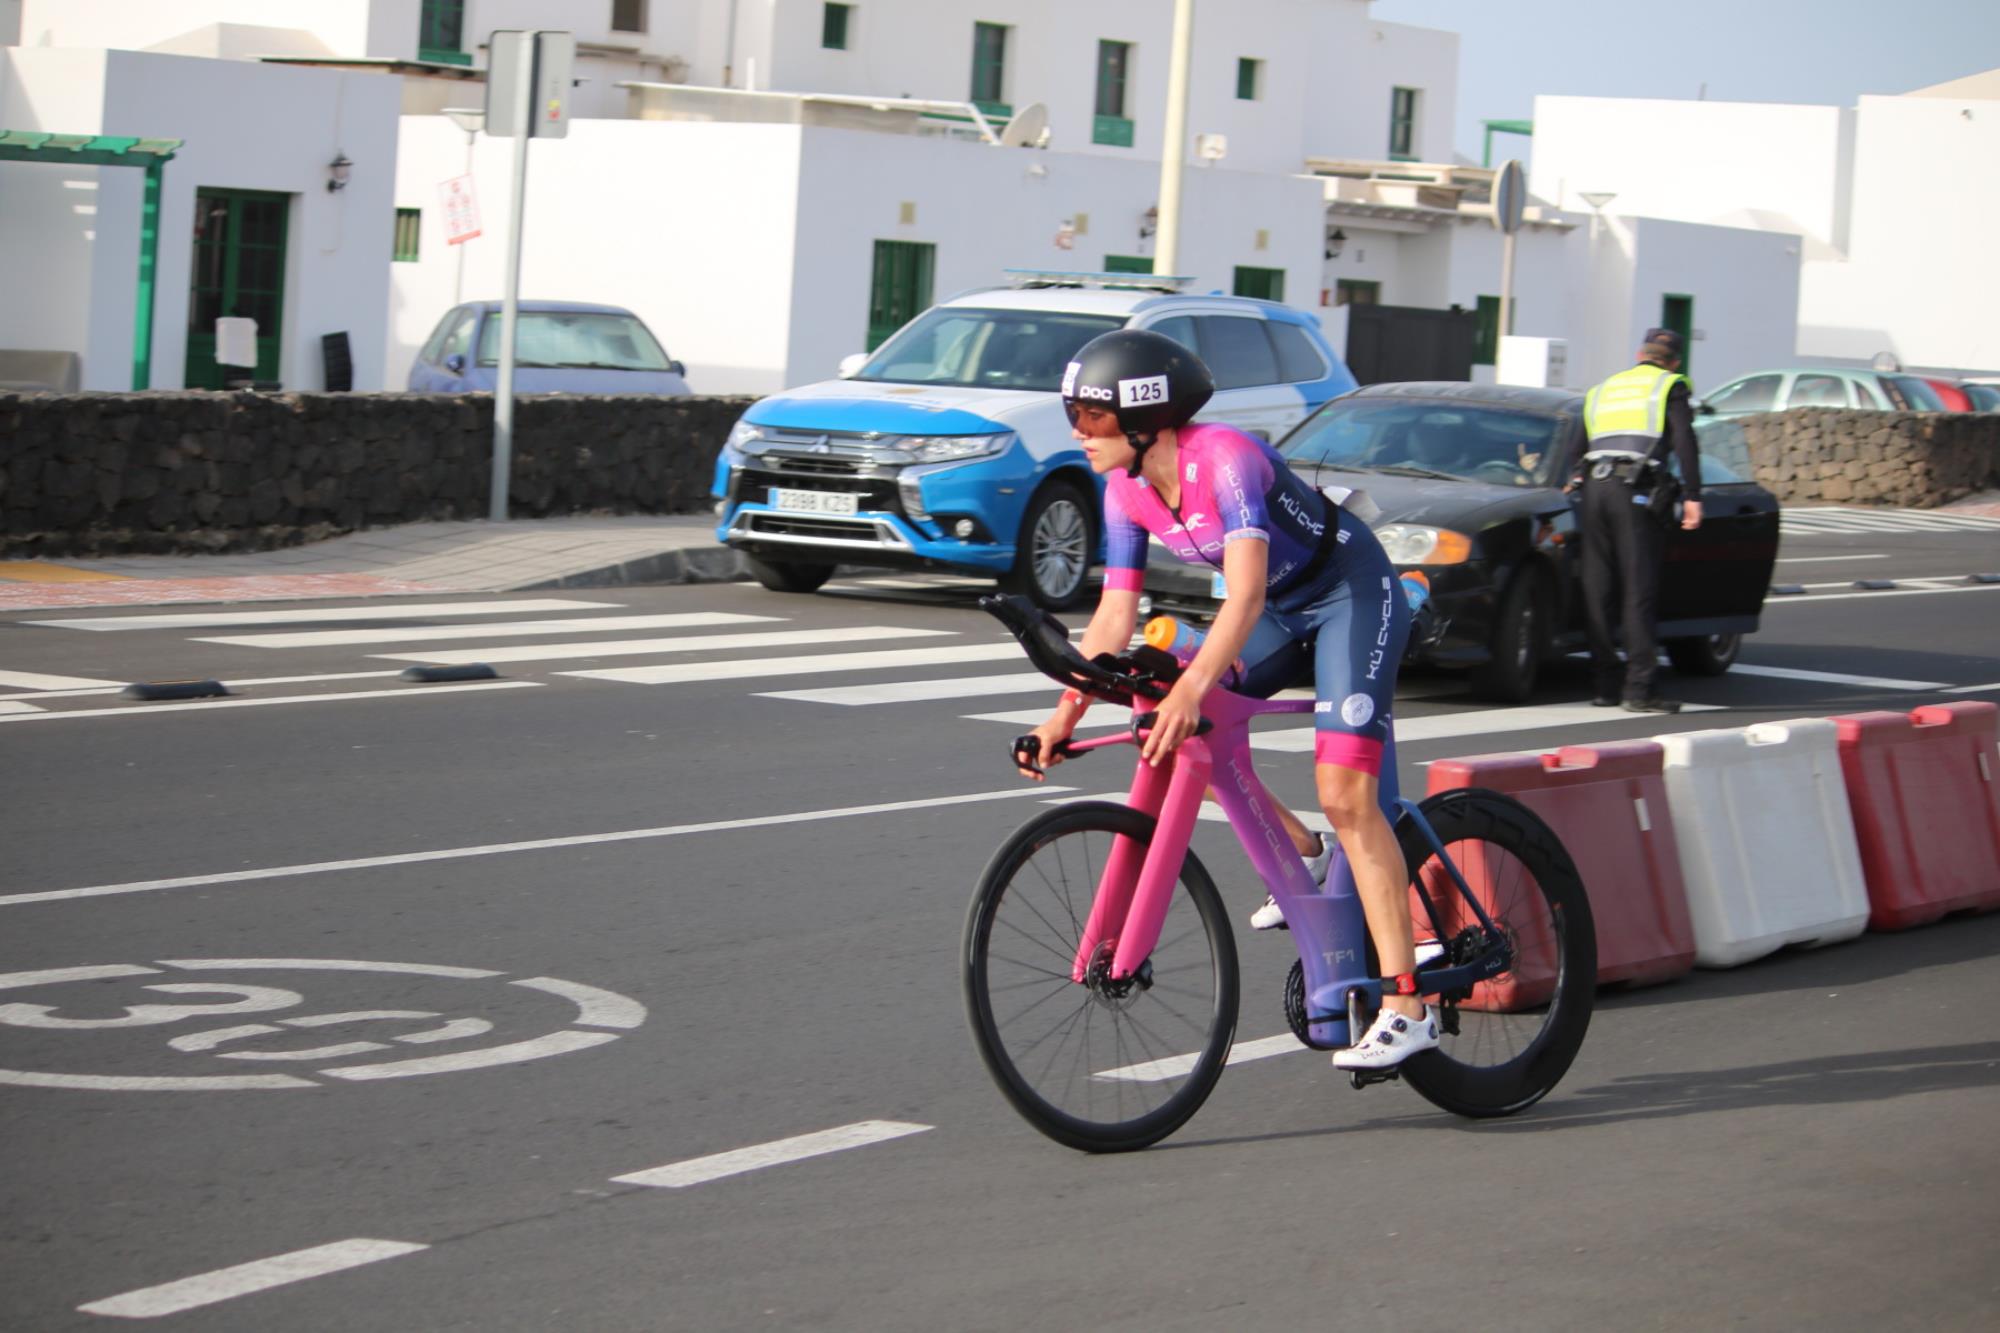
[1565,328,1703,714]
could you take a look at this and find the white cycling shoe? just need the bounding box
[1248,834,1335,929]
[1333,1004,1441,1071]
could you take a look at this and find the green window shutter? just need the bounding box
[971,23,1007,106]
[1103,254,1152,274]
[867,240,935,352]
[1473,295,1500,365]
[1232,266,1284,303]
[1389,86,1418,159]
[1092,115,1135,147]
[1236,58,1260,101]
[822,3,850,51]
[1095,40,1130,117]
[418,0,470,65]
[1661,293,1694,377]
[393,208,421,263]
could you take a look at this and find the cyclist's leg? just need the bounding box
[1233,609,1322,863]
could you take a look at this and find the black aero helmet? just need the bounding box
[1061,329,1214,467]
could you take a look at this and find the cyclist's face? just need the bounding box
[1069,403,1132,473]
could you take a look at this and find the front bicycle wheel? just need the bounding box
[1396,788,1596,1118]
[963,802,1238,1153]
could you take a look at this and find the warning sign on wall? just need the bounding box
[440,174,482,246]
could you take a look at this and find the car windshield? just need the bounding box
[854,308,1125,391]
[1280,398,1565,487]
[476,312,672,371]
[1885,375,1946,411]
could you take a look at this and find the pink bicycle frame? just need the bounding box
[1067,688,1379,1044]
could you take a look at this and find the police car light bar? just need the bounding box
[1002,267,1197,292]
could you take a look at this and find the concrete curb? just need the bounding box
[512,545,749,592]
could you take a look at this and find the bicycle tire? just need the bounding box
[1394,788,1596,1118]
[963,801,1238,1152]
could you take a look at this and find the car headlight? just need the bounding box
[898,432,1014,464]
[725,419,770,455]
[1375,524,1473,565]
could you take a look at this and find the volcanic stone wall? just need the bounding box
[0,391,752,557]
[1729,408,1998,507]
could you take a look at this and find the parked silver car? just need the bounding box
[1696,367,1946,417]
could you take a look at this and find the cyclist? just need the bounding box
[1015,329,1435,1071]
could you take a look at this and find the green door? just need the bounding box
[1660,293,1693,378]
[867,239,935,351]
[185,188,290,388]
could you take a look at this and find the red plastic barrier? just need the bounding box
[1424,741,1695,1011]
[1834,700,2000,930]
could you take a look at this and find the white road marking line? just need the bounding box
[1729,664,1951,690]
[29,599,620,632]
[0,680,541,724]
[0,668,122,689]
[160,958,502,978]
[1097,1033,1306,1083]
[1944,682,2000,694]
[77,1239,428,1319]
[0,1068,313,1091]
[318,1030,620,1081]
[510,976,648,1028]
[0,700,45,715]
[851,577,946,589]
[0,671,408,702]
[1762,584,2000,606]
[564,641,1024,685]
[967,707,1133,730]
[763,671,1055,706]
[377,624,951,666]
[0,784,1074,908]
[0,963,161,989]
[1249,701,1726,752]
[1773,554,1888,564]
[198,611,779,649]
[611,1120,933,1189]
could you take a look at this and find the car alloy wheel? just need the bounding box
[1031,496,1089,604]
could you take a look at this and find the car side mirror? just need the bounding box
[1694,399,1715,416]
[667,359,686,377]
[838,352,868,379]
[444,354,466,375]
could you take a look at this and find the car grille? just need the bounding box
[750,514,881,541]
[765,454,867,477]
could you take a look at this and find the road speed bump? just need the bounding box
[399,664,501,684]
[123,679,231,701]
[1851,579,1898,591]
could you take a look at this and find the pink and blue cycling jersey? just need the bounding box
[1101,422,1338,607]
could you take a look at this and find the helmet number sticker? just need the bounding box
[1061,362,1081,397]
[1118,374,1169,408]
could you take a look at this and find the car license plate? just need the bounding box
[1210,571,1229,600]
[770,488,859,516]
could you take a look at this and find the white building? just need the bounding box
[1531,73,2000,380]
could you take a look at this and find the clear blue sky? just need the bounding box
[1368,0,2000,165]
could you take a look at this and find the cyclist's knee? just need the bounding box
[1314,761,1379,826]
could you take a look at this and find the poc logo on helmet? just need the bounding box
[1074,384,1115,403]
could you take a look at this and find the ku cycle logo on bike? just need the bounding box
[0,958,647,1091]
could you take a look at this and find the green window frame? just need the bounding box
[867,239,935,351]
[1094,40,1134,146]
[184,187,290,388]
[1236,57,1261,101]
[1473,295,1500,365]
[393,208,422,263]
[971,22,1009,117]
[611,0,647,34]
[1233,266,1285,303]
[417,0,470,66]
[1389,86,1418,159]
[1103,254,1152,275]
[1335,279,1380,307]
[822,2,852,50]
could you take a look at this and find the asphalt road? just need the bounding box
[2,516,1997,1331]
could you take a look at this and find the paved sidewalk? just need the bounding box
[0,515,745,611]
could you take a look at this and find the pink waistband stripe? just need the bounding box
[1314,731,1384,776]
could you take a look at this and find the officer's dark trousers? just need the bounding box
[1580,473,1666,699]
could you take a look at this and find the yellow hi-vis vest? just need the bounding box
[1583,363,1688,454]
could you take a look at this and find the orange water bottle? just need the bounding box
[1143,616,1244,687]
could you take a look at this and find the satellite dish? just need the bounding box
[999,102,1049,148]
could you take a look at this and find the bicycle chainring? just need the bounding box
[1283,960,1344,1051]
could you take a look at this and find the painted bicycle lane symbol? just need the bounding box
[0,959,647,1090]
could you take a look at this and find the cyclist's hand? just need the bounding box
[1141,686,1202,767]
[1016,719,1073,781]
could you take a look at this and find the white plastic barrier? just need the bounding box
[1657,718,1871,967]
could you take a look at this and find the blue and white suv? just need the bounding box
[711,273,1358,607]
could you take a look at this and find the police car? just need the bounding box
[710,271,1357,607]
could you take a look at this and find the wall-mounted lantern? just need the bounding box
[326,152,353,193]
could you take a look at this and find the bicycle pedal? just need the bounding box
[1346,1067,1402,1091]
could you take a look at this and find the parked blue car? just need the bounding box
[711,273,1357,608]
[407,301,691,395]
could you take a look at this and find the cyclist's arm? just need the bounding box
[1177,537,1266,698]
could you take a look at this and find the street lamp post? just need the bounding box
[1151,0,1196,276]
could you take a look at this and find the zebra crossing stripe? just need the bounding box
[376,625,955,666]
[761,672,1060,706]
[198,611,778,649]
[564,642,1025,686]
[27,599,620,631]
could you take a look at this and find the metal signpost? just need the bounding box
[1492,158,1525,357]
[483,29,572,522]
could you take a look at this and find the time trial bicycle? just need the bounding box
[963,594,1596,1152]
